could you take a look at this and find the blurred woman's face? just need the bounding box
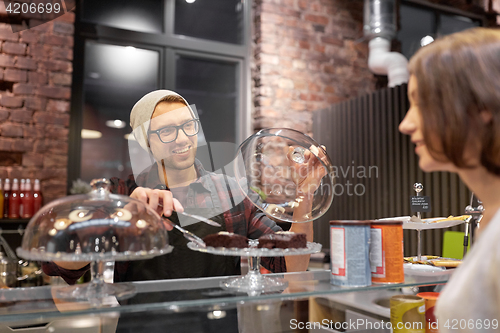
[399,75,456,173]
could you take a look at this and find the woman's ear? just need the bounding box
[480,110,493,124]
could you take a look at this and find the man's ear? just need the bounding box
[480,110,493,124]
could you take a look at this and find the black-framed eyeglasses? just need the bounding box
[149,119,200,143]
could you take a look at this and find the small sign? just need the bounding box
[410,196,431,213]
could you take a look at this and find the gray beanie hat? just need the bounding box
[129,90,192,151]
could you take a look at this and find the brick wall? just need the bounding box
[252,0,499,137]
[252,0,376,136]
[0,3,74,206]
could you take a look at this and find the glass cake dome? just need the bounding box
[17,178,172,301]
[234,128,335,223]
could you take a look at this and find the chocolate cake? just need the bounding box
[257,231,307,249]
[203,232,249,248]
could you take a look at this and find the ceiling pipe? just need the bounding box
[364,0,409,87]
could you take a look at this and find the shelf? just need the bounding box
[0,219,30,224]
[0,269,451,323]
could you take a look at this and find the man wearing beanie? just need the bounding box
[43,90,315,283]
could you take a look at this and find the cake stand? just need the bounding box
[187,240,322,296]
[17,178,173,303]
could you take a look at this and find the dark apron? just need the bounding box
[116,187,240,282]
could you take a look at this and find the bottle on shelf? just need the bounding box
[33,179,43,214]
[8,178,20,219]
[3,179,10,219]
[19,179,25,217]
[0,179,3,219]
[21,179,34,219]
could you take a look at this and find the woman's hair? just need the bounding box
[409,27,500,175]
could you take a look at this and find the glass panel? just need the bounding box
[81,42,160,183]
[397,4,436,59]
[175,55,238,144]
[82,0,163,33]
[439,14,480,37]
[174,0,244,44]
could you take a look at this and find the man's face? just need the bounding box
[149,101,198,171]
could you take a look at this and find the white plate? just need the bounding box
[403,263,455,276]
[377,216,467,230]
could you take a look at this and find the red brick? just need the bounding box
[15,56,37,70]
[50,46,72,60]
[43,154,67,168]
[0,138,12,151]
[33,111,70,126]
[46,99,70,112]
[54,11,75,23]
[28,72,48,85]
[46,139,68,153]
[53,21,74,35]
[3,68,27,82]
[0,109,9,121]
[23,124,44,138]
[12,138,33,152]
[22,153,44,167]
[41,34,73,47]
[12,83,35,95]
[37,86,71,99]
[24,96,47,111]
[45,125,69,139]
[19,30,40,44]
[0,24,19,42]
[0,94,23,108]
[9,109,33,123]
[304,14,329,26]
[321,36,344,47]
[0,67,3,80]
[30,21,53,32]
[28,43,51,58]
[38,60,71,72]
[0,54,15,67]
[0,122,23,137]
[33,140,47,153]
[2,42,27,55]
[50,72,71,86]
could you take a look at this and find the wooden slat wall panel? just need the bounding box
[313,85,471,256]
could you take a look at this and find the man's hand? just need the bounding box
[130,187,184,230]
[287,145,328,196]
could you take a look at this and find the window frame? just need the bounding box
[68,0,252,191]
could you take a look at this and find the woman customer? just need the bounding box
[399,27,500,332]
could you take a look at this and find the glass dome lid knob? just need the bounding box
[89,178,111,200]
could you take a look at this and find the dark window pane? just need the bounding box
[397,4,436,59]
[82,0,163,33]
[175,56,238,143]
[174,0,243,44]
[439,14,480,37]
[81,42,160,182]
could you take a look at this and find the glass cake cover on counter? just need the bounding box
[17,178,172,262]
[234,128,335,223]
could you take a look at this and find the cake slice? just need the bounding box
[203,232,249,248]
[257,231,307,249]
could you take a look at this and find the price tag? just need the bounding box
[410,196,431,213]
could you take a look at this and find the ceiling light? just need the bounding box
[186,0,196,3]
[81,129,102,139]
[420,35,434,47]
[106,119,126,129]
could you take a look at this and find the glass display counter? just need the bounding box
[0,269,450,333]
